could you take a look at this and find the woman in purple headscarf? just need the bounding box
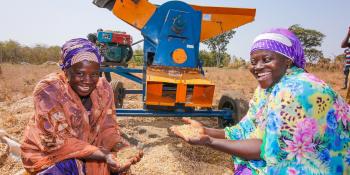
[21,38,142,175]
[171,28,349,175]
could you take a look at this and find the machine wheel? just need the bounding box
[125,45,133,63]
[110,80,125,108]
[217,91,249,128]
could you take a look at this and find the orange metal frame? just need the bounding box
[191,5,256,41]
[112,0,156,30]
[145,67,215,107]
[112,0,256,40]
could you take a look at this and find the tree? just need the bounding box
[199,50,215,67]
[288,24,325,63]
[0,40,60,64]
[202,30,236,67]
[129,45,143,66]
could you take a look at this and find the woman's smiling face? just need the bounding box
[66,60,100,97]
[249,50,291,89]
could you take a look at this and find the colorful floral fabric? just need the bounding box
[225,66,350,175]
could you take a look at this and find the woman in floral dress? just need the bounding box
[172,28,349,175]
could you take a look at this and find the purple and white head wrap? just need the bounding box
[250,28,305,69]
[60,38,102,70]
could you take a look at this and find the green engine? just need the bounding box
[88,30,133,64]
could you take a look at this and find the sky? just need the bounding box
[0,0,349,60]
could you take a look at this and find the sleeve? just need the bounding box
[21,83,99,172]
[224,114,259,141]
[94,78,124,151]
[224,88,264,141]
[224,88,267,174]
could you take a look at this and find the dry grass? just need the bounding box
[0,63,346,103]
[0,143,9,164]
[0,157,23,174]
[0,63,60,102]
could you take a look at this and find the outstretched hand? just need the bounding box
[181,117,205,134]
[107,148,144,173]
[106,153,133,173]
[186,134,212,145]
[170,118,211,145]
[130,149,143,165]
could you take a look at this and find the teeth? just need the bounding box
[258,72,271,77]
[79,86,90,91]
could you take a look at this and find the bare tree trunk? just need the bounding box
[216,51,221,67]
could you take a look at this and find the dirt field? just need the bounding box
[0,63,347,174]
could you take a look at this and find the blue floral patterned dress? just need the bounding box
[225,66,350,175]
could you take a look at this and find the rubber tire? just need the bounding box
[125,45,133,63]
[218,91,249,128]
[110,80,125,108]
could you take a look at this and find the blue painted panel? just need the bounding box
[97,31,113,43]
[141,1,201,68]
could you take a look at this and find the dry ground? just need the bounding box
[0,63,347,174]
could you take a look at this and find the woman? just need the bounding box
[171,28,349,174]
[21,38,142,175]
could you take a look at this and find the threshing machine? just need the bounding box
[92,0,255,127]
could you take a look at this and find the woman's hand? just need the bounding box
[170,117,211,145]
[107,148,143,173]
[182,118,205,134]
[106,153,133,173]
[186,134,212,145]
[131,149,143,164]
[112,137,131,152]
[170,117,205,136]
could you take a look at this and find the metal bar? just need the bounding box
[117,72,143,84]
[115,67,143,73]
[132,39,144,46]
[100,67,143,84]
[125,89,143,94]
[116,109,232,118]
[101,67,143,73]
[142,53,147,106]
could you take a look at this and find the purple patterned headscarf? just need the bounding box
[250,28,305,69]
[60,38,102,70]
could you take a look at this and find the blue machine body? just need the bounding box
[141,1,201,68]
[98,1,234,123]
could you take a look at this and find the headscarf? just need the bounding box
[60,38,102,70]
[250,28,305,69]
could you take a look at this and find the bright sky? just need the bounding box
[0,0,348,60]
